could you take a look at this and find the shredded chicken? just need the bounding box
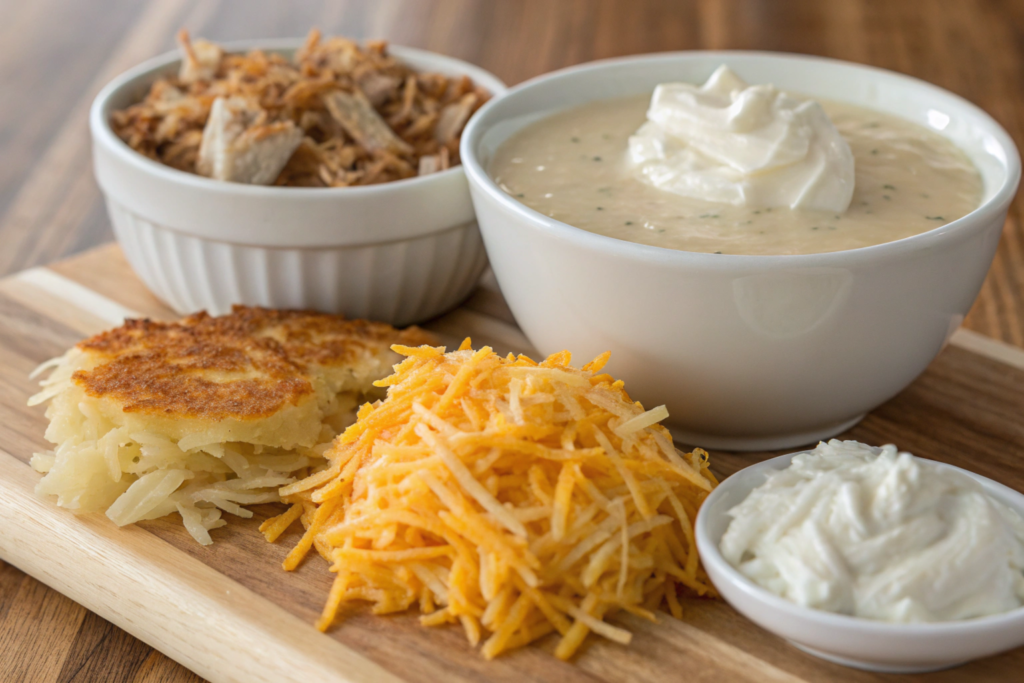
[111,29,491,187]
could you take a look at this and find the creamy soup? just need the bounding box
[489,96,983,255]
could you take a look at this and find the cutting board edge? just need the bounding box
[0,449,400,683]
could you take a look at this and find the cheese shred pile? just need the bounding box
[265,340,717,660]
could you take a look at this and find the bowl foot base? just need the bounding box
[788,641,967,673]
[669,414,866,452]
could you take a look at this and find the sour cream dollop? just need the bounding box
[720,440,1024,623]
[628,66,855,212]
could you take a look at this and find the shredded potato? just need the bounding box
[28,307,430,545]
[268,340,718,660]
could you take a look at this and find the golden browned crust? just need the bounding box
[72,306,434,421]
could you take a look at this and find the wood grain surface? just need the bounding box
[0,244,1023,683]
[1,0,1022,680]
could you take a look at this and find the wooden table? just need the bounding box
[0,1,1021,681]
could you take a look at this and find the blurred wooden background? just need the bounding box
[1,0,1021,680]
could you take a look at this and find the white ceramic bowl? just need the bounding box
[461,52,1020,450]
[91,40,506,326]
[695,451,1024,672]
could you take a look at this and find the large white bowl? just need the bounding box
[461,52,1020,450]
[91,40,506,326]
[694,451,1024,672]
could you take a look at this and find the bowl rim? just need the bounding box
[460,50,1021,267]
[90,37,508,198]
[694,449,1024,637]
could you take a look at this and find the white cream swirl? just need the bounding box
[720,440,1024,623]
[628,66,855,212]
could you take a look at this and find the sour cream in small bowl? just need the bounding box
[694,442,1024,672]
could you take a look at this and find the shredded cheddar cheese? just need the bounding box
[268,340,718,660]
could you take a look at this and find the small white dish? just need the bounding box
[695,452,1024,672]
[91,39,506,325]
[461,51,1020,450]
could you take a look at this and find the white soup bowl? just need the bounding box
[460,51,1020,450]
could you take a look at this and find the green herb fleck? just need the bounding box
[753,210,762,215]
[714,251,723,254]
[871,149,879,155]
[516,193,525,198]
[625,221,633,225]
[883,195,891,201]
[865,122,881,129]
[926,216,946,221]
[593,156,602,161]
[883,184,896,191]
[571,137,580,143]
[596,207,604,211]
[921,193,930,198]
[699,213,719,219]
[602,134,611,140]
[811,226,819,231]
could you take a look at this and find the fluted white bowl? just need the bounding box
[91,39,506,325]
[461,51,1020,450]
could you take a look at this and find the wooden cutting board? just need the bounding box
[1,243,1022,683]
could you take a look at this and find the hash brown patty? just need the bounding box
[28,305,434,544]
